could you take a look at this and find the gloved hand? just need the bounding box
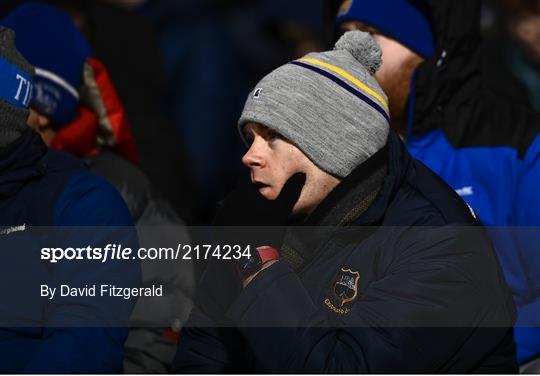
[213,172,306,249]
[194,173,306,322]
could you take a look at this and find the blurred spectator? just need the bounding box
[138,0,247,222]
[334,0,540,368]
[138,0,325,221]
[485,0,540,112]
[2,3,195,372]
[0,0,198,223]
[0,25,139,373]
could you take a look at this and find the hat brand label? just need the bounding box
[0,56,33,109]
[14,73,32,107]
[253,88,263,100]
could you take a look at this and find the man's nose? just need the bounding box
[242,142,266,169]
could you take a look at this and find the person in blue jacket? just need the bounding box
[0,4,196,371]
[0,26,139,373]
[173,31,517,373]
[336,0,540,368]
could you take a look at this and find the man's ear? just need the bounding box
[36,113,52,129]
[27,109,56,146]
[27,109,50,130]
[27,109,37,128]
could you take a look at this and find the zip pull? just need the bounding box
[436,50,448,68]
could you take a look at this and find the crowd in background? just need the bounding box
[1,0,540,373]
[1,0,539,224]
[1,0,330,224]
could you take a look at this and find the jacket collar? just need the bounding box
[305,143,388,226]
[282,132,411,269]
[340,131,410,226]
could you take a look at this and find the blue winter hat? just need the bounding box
[336,0,435,58]
[1,2,91,127]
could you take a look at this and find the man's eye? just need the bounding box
[267,131,281,141]
[244,134,254,145]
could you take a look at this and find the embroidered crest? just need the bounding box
[333,268,360,306]
[324,268,360,315]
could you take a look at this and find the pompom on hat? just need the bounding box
[238,31,389,178]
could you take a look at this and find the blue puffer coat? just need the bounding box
[0,129,139,373]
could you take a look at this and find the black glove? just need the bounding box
[213,172,306,248]
[194,173,306,322]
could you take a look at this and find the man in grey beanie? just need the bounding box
[173,31,517,373]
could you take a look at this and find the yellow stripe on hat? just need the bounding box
[298,57,389,113]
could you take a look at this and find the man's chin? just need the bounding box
[258,187,277,200]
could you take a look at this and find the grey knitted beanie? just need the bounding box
[0,26,34,148]
[238,31,390,178]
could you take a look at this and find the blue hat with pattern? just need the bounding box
[1,2,91,127]
[337,0,435,58]
[0,26,34,148]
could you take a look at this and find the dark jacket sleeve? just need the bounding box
[172,307,247,373]
[23,173,140,373]
[172,254,246,373]
[223,227,516,373]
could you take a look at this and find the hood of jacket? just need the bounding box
[412,0,539,157]
[412,0,480,133]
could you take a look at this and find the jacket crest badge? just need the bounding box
[324,268,360,315]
